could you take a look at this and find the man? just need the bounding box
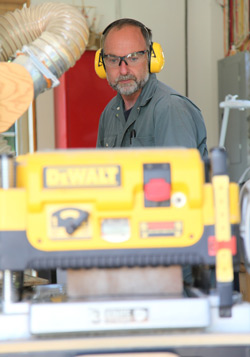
[96,18,208,160]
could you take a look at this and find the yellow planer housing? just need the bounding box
[0,147,240,271]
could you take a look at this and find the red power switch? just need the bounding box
[143,163,171,207]
[144,178,171,202]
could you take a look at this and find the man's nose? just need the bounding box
[119,60,129,74]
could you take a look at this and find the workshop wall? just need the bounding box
[31,0,224,151]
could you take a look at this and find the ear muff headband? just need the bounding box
[94,42,165,79]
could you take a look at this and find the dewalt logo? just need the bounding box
[44,165,121,188]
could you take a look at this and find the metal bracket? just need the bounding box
[21,45,60,88]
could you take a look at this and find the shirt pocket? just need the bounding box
[101,135,117,148]
[131,135,155,147]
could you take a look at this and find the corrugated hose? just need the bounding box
[0,2,89,97]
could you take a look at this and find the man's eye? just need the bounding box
[128,56,139,62]
[130,56,139,61]
[107,57,118,64]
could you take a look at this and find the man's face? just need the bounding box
[103,25,149,96]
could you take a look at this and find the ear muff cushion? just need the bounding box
[150,42,165,73]
[94,49,107,79]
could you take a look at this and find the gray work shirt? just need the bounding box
[96,73,208,159]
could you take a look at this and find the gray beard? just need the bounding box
[108,73,149,96]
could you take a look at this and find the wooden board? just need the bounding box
[0,274,48,287]
[239,263,250,302]
[67,266,183,298]
[0,62,34,133]
[0,1,30,15]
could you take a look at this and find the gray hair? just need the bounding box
[101,18,152,50]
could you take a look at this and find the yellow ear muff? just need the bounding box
[150,42,165,73]
[94,49,107,79]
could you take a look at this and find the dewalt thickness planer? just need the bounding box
[0,146,240,313]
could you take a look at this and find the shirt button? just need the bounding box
[116,114,119,117]
[105,143,109,147]
[117,106,120,110]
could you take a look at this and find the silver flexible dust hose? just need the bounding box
[0,3,89,97]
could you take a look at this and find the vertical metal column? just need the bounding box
[0,153,15,189]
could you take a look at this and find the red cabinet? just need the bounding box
[54,50,115,148]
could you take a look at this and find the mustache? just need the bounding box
[116,75,137,83]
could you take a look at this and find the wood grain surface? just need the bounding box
[0,62,34,132]
[0,0,30,15]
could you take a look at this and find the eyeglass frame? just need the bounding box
[103,50,148,68]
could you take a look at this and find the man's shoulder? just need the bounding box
[155,81,201,112]
[170,93,201,112]
[152,78,182,101]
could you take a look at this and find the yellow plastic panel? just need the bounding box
[15,148,208,252]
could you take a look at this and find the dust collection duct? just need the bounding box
[0,2,89,98]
